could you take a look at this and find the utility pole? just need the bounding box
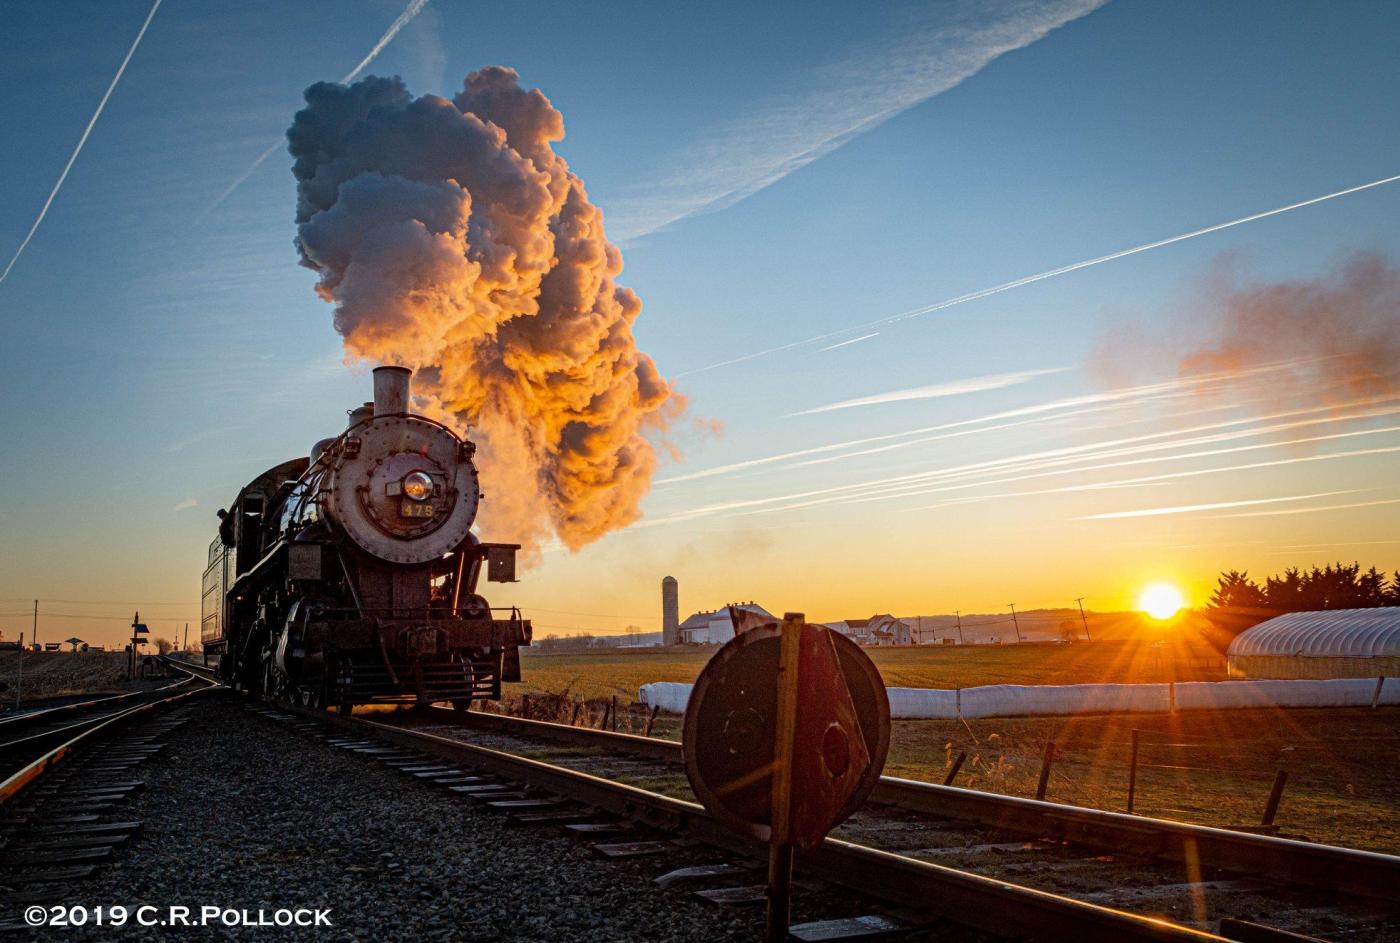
[15,632,23,708]
[32,600,38,652]
[1009,603,1022,643]
[1075,597,1092,641]
[955,610,965,645]
[183,623,189,653]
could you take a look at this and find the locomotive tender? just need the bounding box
[201,366,531,711]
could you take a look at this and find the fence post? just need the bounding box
[955,687,961,717]
[611,695,618,732]
[944,751,967,785]
[1035,741,1055,801]
[1127,730,1139,814]
[1261,770,1288,826]
[644,704,660,737]
[1372,676,1386,710]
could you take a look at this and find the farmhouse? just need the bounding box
[1226,607,1400,679]
[825,614,913,646]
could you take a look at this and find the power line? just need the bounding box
[0,597,195,606]
[524,606,656,621]
[0,610,195,622]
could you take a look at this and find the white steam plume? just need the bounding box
[289,68,681,551]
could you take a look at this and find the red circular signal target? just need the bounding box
[682,619,890,849]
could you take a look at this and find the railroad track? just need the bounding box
[412,708,1400,900]
[0,664,214,923]
[0,676,201,777]
[224,687,1397,943]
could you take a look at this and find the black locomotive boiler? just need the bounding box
[201,366,531,711]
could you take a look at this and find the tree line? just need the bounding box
[1203,561,1400,648]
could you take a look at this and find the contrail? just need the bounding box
[650,406,1400,525]
[0,0,163,288]
[1075,490,1358,520]
[1209,496,1400,520]
[208,0,430,210]
[817,332,879,353]
[676,173,1400,377]
[341,0,430,83]
[659,362,1296,486]
[791,366,1069,416]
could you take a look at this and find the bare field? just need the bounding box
[0,651,134,702]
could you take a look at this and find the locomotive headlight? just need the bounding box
[402,471,433,501]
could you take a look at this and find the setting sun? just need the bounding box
[1138,582,1186,620]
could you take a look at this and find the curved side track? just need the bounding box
[0,665,214,917]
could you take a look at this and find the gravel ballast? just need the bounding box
[41,693,943,942]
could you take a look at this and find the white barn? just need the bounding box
[678,603,775,645]
[1226,607,1400,679]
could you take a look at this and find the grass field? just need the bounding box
[512,631,1227,703]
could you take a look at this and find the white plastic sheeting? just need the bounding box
[1174,678,1395,710]
[959,683,1169,718]
[1227,607,1400,658]
[637,677,1397,718]
[637,682,694,715]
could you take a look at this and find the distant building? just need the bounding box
[662,576,679,646]
[678,602,775,645]
[824,614,913,646]
[1227,607,1400,679]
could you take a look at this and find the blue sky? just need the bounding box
[1,0,1398,644]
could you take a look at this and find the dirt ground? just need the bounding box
[875,705,1400,854]
[567,703,1400,854]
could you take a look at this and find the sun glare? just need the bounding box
[1138,582,1186,620]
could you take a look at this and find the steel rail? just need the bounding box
[0,671,213,806]
[427,706,1400,902]
[161,656,218,684]
[311,708,1228,943]
[0,684,180,728]
[0,676,199,756]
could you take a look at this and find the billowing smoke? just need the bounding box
[288,68,681,551]
[1180,252,1400,400]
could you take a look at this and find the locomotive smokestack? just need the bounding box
[373,366,411,417]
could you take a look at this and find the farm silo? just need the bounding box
[662,576,679,646]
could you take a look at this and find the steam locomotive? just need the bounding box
[200,367,531,711]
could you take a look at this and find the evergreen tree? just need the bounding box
[1203,560,1397,650]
